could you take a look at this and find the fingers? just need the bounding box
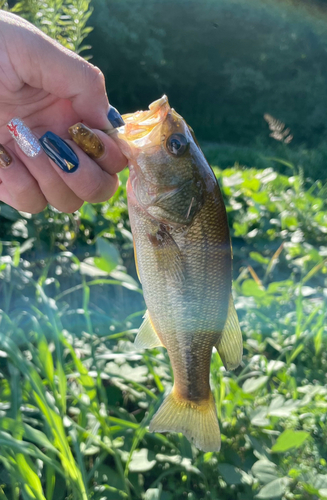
[6,118,127,211]
[68,124,127,174]
[36,132,122,203]
[35,127,127,203]
[0,12,121,130]
[0,144,47,213]
[6,118,84,213]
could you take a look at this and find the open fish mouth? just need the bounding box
[117,95,171,148]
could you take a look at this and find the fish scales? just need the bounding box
[113,95,242,452]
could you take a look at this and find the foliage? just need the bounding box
[202,139,327,182]
[88,0,327,179]
[1,164,327,499]
[1,1,327,498]
[3,0,93,54]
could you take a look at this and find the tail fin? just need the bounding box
[149,388,220,452]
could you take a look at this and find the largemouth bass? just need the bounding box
[113,96,242,452]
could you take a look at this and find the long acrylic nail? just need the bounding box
[0,144,13,168]
[68,123,105,159]
[107,105,125,128]
[7,118,41,157]
[39,131,79,173]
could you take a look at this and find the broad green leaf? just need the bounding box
[144,486,162,500]
[95,237,120,273]
[128,449,156,473]
[110,269,139,289]
[268,397,299,417]
[0,205,20,221]
[223,172,243,187]
[80,258,108,276]
[156,454,200,474]
[79,203,97,222]
[243,376,268,393]
[252,192,269,204]
[233,222,249,237]
[249,407,270,427]
[252,460,278,484]
[250,252,269,265]
[256,477,289,499]
[94,256,117,274]
[312,474,327,490]
[241,280,266,298]
[243,177,261,192]
[271,430,310,453]
[246,435,270,460]
[218,464,243,485]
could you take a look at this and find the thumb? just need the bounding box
[1,11,115,129]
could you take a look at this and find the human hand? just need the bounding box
[0,11,127,214]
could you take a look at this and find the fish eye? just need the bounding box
[166,133,189,156]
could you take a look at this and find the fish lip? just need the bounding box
[116,95,171,144]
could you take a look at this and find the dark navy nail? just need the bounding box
[107,106,125,128]
[39,131,79,173]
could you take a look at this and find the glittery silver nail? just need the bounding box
[7,118,41,158]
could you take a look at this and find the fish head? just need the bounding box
[115,95,210,226]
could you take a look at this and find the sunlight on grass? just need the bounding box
[0,165,327,499]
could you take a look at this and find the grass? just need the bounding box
[201,140,327,181]
[0,165,327,499]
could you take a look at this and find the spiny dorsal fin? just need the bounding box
[215,294,242,371]
[134,310,164,349]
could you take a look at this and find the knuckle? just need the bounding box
[14,178,36,199]
[86,65,105,92]
[81,177,105,203]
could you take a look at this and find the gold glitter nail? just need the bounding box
[68,123,105,160]
[0,144,13,168]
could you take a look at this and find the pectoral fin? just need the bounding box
[215,294,243,371]
[134,310,164,349]
[147,225,184,284]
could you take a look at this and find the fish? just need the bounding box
[113,95,242,452]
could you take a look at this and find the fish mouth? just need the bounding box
[116,95,171,148]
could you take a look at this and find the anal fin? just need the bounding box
[134,310,164,349]
[215,294,243,371]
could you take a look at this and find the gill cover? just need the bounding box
[115,96,204,226]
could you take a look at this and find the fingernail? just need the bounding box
[7,118,41,157]
[68,123,105,159]
[39,131,79,173]
[107,105,125,128]
[0,144,13,168]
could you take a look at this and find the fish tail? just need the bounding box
[149,388,220,452]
